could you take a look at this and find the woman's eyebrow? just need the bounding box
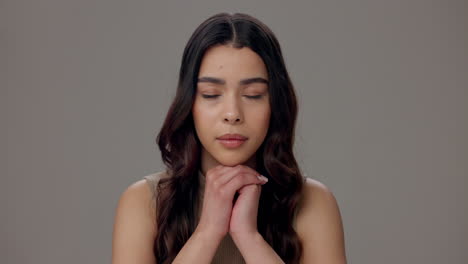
[197,76,269,85]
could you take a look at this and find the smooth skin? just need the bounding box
[111,44,347,263]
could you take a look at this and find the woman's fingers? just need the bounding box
[223,171,267,196]
[212,166,246,186]
[196,165,267,239]
[206,165,267,197]
[217,165,260,184]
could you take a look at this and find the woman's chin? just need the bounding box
[213,153,256,168]
[214,155,250,167]
[216,159,245,167]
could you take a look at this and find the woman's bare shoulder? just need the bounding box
[111,171,169,263]
[302,177,334,203]
[295,177,333,223]
[142,171,170,191]
[124,170,170,219]
[295,177,347,263]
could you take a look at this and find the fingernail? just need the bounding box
[257,175,268,182]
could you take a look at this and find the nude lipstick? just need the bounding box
[216,133,248,149]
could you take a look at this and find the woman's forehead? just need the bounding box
[198,45,268,79]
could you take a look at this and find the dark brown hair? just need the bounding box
[154,12,305,263]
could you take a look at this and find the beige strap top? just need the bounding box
[143,170,245,264]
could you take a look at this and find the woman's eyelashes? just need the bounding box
[201,94,220,99]
[245,95,263,99]
[201,94,264,100]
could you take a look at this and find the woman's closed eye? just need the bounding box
[201,94,264,100]
[244,95,263,99]
[201,94,220,99]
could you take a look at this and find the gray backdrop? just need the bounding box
[3,0,467,263]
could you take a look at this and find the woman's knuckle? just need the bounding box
[234,175,244,185]
[212,179,221,188]
[207,172,216,181]
[218,187,230,199]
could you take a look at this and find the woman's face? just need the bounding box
[192,44,271,169]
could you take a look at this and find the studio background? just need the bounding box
[3,0,467,263]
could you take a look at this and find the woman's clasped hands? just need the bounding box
[195,165,269,242]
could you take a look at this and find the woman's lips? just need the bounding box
[217,138,247,148]
[217,133,248,148]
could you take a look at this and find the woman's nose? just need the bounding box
[224,114,241,124]
[223,97,243,124]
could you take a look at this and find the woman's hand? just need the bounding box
[229,174,267,239]
[195,165,268,241]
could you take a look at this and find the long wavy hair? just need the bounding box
[154,12,305,264]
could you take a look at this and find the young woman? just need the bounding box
[112,12,347,264]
